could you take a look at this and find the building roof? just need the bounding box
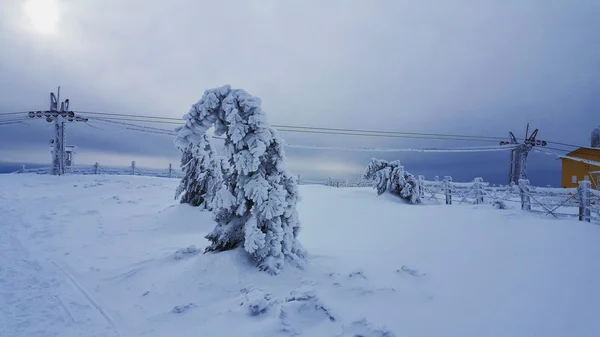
[566,146,600,156]
[559,154,600,167]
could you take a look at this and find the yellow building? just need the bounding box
[560,147,600,188]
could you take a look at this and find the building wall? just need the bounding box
[561,148,600,188]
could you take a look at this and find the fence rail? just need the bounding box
[322,174,599,224]
[9,164,598,224]
[11,162,183,179]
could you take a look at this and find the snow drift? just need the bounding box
[1,175,599,337]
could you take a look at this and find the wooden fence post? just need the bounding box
[578,180,591,222]
[444,176,453,205]
[519,179,531,210]
[474,177,484,204]
[93,162,99,175]
[418,175,425,201]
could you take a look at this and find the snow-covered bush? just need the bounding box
[363,159,421,203]
[492,200,507,210]
[240,288,274,316]
[175,138,223,210]
[174,245,200,260]
[175,85,305,274]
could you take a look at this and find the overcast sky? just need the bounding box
[1,0,599,185]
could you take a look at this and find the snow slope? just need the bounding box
[0,174,599,337]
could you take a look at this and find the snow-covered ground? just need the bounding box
[1,174,599,337]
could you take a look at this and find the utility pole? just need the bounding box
[504,131,518,185]
[29,87,88,175]
[500,123,547,185]
[50,87,61,175]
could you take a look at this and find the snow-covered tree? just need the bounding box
[175,135,222,210]
[363,158,421,203]
[175,85,305,274]
[591,127,600,148]
[175,143,200,205]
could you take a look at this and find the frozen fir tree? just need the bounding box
[175,135,222,210]
[175,143,201,206]
[175,85,305,274]
[363,159,391,195]
[363,158,421,203]
[591,127,600,148]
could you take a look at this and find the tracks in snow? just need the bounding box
[52,260,123,336]
[0,195,122,337]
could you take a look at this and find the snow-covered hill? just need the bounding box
[1,175,599,337]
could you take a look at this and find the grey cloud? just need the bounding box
[1,0,599,185]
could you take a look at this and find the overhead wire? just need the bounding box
[75,110,181,121]
[71,114,591,150]
[65,110,593,150]
[3,125,588,161]
[75,116,505,142]
[0,118,33,125]
[0,111,31,116]
[75,111,592,149]
[84,122,108,131]
[72,110,512,141]
[539,147,600,159]
[543,146,571,153]
[283,143,519,153]
[3,108,591,150]
[273,128,503,143]
[86,117,177,134]
[271,124,507,141]
[77,120,517,153]
[84,121,176,137]
[533,148,567,156]
[211,134,516,152]
[0,121,29,126]
[545,141,582,148]
[73,115,508,142]
[76,115,183,125]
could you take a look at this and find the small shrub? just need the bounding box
[493,200,507,209]
[363,159,420,203]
